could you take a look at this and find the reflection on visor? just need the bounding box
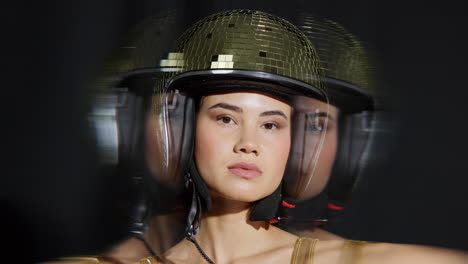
[148,90,194,185]
[306,111,329,132]
[283,96,330,200]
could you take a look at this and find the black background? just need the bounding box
[3,1,468,263]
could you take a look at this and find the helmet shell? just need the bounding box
[295,13,375,112]
[157,9,326,98]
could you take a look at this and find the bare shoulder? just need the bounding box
[362,242,468,264]
[231,227,298,264]
[162,238,191,263]
[231,240,295,264]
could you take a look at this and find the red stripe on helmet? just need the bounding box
[282,200,296,208]
[327,202,344,210]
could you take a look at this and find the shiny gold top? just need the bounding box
[339,240,368,264]
[290,238,368,264]
[291,237,319,264]
[41,256,120,264]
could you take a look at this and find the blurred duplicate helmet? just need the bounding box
[134,9,335,223]
[90,10,189,223]
[298,14,375,112]
[93,10,186,168]
[289,13,376,215]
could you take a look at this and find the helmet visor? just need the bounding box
[283,95,332,200]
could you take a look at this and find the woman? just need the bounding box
[45,10,468,264]
[122,10,468,264]
[140,10,331,263]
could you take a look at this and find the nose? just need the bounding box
[233,127,259,156]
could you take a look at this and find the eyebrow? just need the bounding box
[208,103,242,113]
[307,111,334,121]
[208,102,288,120]
[260,110,288,120]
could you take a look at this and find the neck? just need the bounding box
[188,196,272,263]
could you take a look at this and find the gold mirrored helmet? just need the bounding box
[157,10,324,92]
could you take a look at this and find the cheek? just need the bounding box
[195,121,218,165]
[275,138,291,171]
[320,132,338,174]
[296,130,338,199]
[265,133,291,183]
[311,131,338,194]
[194,118,231,180]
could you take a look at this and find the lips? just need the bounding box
[228,162,262,179]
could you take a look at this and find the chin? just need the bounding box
[213,183,278,203]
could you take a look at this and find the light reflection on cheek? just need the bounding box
[237,181,250,191]
[268,132,291,182]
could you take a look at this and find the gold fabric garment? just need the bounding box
[290,237,319,264]
[44,256,124,264]
[290,238,368,264]
[338,240,367,264]
[138,256,160,264]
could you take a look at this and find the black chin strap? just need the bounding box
[184,171,215,264]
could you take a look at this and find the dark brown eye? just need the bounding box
[262,123,278,130]
[217,116,234,125]
[221,117,232,123]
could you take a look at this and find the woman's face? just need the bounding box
[195,92,292,202]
